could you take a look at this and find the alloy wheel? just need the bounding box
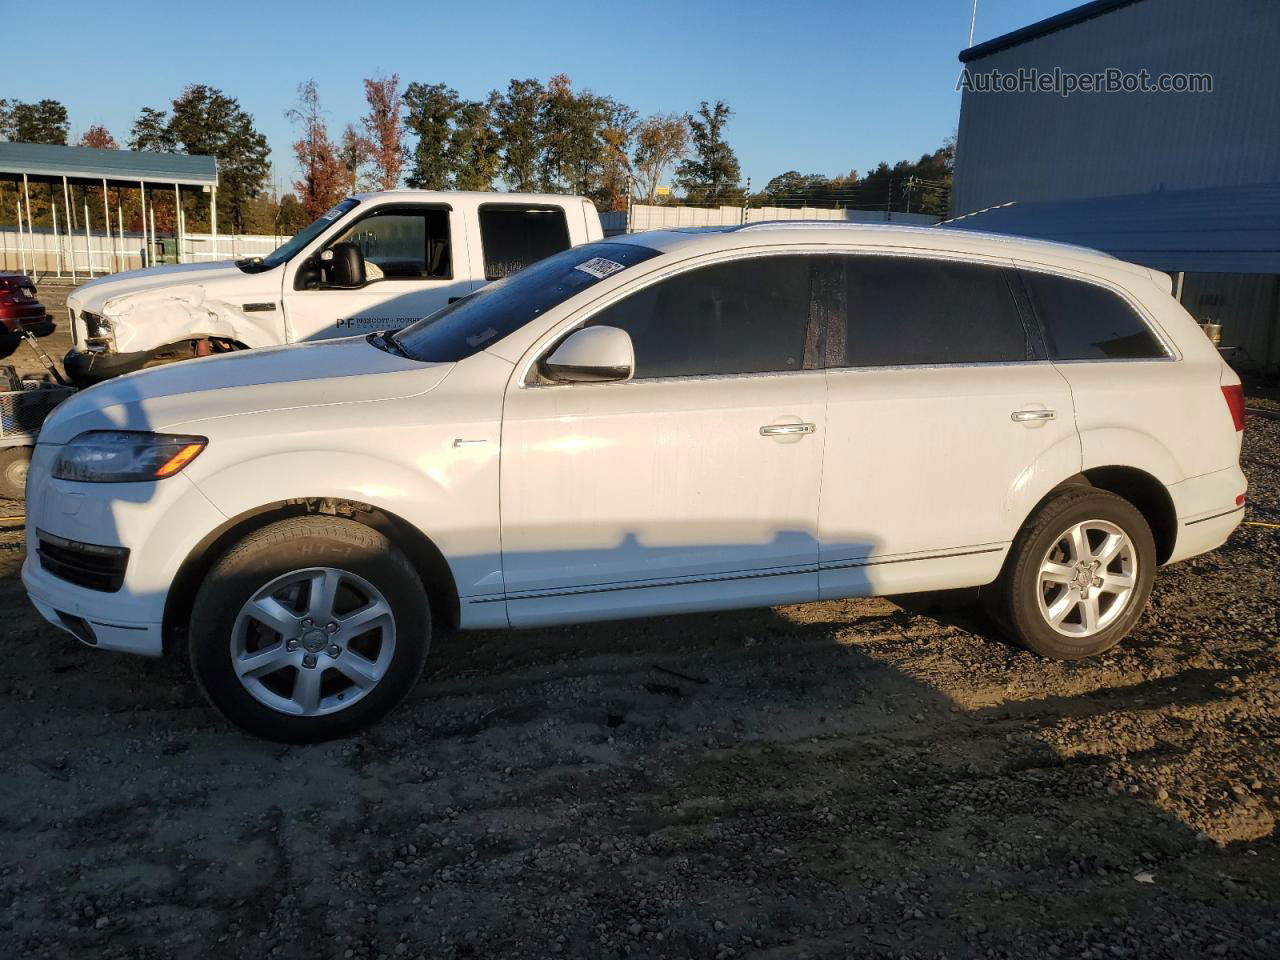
[1036,519,1138,638]
[229,567,396,717]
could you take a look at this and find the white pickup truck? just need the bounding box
[64,191,603,383]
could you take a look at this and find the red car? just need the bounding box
[0,273,54,336]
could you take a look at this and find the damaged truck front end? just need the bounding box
[65,279,278,385]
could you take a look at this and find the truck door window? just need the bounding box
[478,205,571,280]
[329,206,451,283]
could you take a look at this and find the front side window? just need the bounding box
[394,242,660,362]
[827,256,1037,368]
[584,256,820,379]
[1021,271,1168,360]
[479,205,571,280]
[330,206,451,281]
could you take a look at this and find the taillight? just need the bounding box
[1221,384,1245,432]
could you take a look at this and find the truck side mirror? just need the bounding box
[325,243,367,288]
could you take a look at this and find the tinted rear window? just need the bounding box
[393,242,660,362]
[828,256,1038,367]
[478,205,572,280]
[1021,271,1167,360]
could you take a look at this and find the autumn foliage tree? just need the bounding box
[361,73,404,191]
[289,80,345,219]
[77,124,118,150]
[632,114,690,203]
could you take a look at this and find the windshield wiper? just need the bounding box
[368,331,410,358]
[236,256,270,274]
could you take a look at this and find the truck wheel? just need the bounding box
[0,446,33,499]
[987,489,1155,659]
[189,516,430,742]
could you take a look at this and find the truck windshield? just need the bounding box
[392,242,661,363]
[246,198,360,271]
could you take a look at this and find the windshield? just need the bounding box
[393,241,661,362]
[249,198,360,270]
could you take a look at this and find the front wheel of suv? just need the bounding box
[987,488,1156,659]
[189,516,430,742]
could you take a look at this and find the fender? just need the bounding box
[103,287,284,354]
[1078,426,1183,486]
[999,430,1083,541]
[188,446,504,604]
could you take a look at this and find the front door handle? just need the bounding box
[760,422,815,436]
[1011,409,1056,422]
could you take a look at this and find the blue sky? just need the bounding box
[9,0,1079,194]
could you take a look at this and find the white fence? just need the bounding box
[0,226,285,279]
[627,203,940,232]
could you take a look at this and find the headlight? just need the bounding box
[52,431,207,483]
[81,311,113,339]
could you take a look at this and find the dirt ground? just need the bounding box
[1,283,1278,960]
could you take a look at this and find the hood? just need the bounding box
[69,261,262,313]
[40,336,453,444]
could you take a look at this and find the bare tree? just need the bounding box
[288,80,345,218]
[338,123,371,195]
[632,113,690,203]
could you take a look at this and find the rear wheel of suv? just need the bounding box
[988,488,1156,659]
[189,516,430,742]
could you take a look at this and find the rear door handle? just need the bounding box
[1011,409,1056,422]
[760,422,815,436]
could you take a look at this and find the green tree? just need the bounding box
[448,94,501,191]
[675,101,741,204]
[402,82,459,190]
[537,75,634,205]
[9,99,69,144]
[129,106,177,152]
[493,78,545,191]
[168,85,270,232]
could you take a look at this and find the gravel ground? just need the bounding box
[1,283,1278,959]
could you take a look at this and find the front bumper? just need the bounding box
[64,347,151,386]
[22,444,230,656]
[23,560,164,655]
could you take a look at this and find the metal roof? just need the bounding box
[959,0,1147,63]
[941,182,1280,273]
[0,141,217,186]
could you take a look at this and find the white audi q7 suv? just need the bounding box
[23,224,1247,741]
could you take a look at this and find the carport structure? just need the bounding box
[0,141,217,279]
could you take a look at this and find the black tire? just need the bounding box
[986,488,1156,659]
[189,516,430,742]
[0,446,33,500]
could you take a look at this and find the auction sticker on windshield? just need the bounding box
[573,257,626,280]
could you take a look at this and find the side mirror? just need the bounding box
[324,242,366,288]
[541,326,634,383]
